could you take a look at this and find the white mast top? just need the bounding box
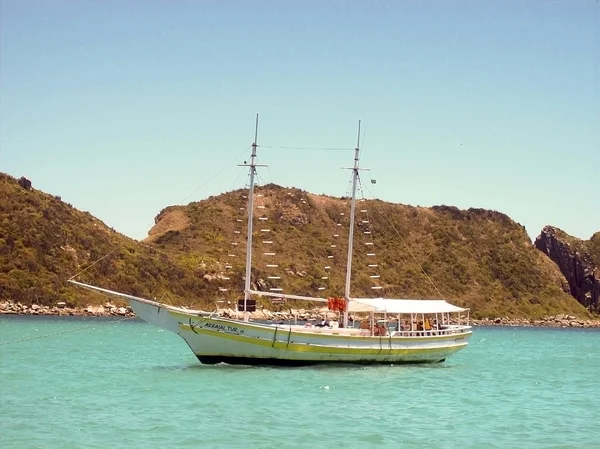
[343,121,361,327]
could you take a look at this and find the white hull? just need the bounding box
[129,296,472,365]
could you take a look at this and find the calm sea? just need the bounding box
[1,316,599,449]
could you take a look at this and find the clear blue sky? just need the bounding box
[1,0,598,241]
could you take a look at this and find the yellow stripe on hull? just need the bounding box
[185,326,468,355]
[128,297,471,365]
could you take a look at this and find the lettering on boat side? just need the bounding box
[185,318,244,335]
[198,321,242,335]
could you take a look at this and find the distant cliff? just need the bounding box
[535,226,600,313]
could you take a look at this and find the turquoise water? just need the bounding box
[1,317,599,448]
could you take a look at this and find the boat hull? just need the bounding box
[195,355,448,366]
[128,296,472,366]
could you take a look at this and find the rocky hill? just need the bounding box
[535,226,600,313]
[0,173,592,319]
[0,173,208,307]
[146,184,588,319]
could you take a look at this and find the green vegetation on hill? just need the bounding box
[146,184,588,319]
[0,173,590,319]
[0,173,208,307]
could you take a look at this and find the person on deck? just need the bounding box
[316,318,329,328]
[424,318,432,333]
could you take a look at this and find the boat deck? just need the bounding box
[270,323,471,338]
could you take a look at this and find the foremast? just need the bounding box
[242,114,263,321]
[343,121,361,328]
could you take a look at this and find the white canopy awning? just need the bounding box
[348,297,468,314]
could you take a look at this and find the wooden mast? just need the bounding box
[242,114,260,321]
[343,120,361,328]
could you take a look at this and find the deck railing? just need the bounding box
[389,325,472,338]
[281,323,471,337]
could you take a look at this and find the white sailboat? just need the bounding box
[70,117,472,366]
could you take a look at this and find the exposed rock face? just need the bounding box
[535,226,599,313]
[18,176,32,190]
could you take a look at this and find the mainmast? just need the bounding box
[343,120,361,328]
[242,114,261,321]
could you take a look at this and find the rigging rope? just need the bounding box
[356,177,384,296]
[230,166,248,191]
[362,183,447,301]
[0,316,131,346]
[180,145,253,204]
[255,172,270,187]
[258,145,353,151]
[69,145,253,281]
[68,248,120,281]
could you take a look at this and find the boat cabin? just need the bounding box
[347,297,470,337]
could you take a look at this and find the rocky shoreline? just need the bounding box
[0,300,136,318]
[2,300,599,328]
[471,315,600,328]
